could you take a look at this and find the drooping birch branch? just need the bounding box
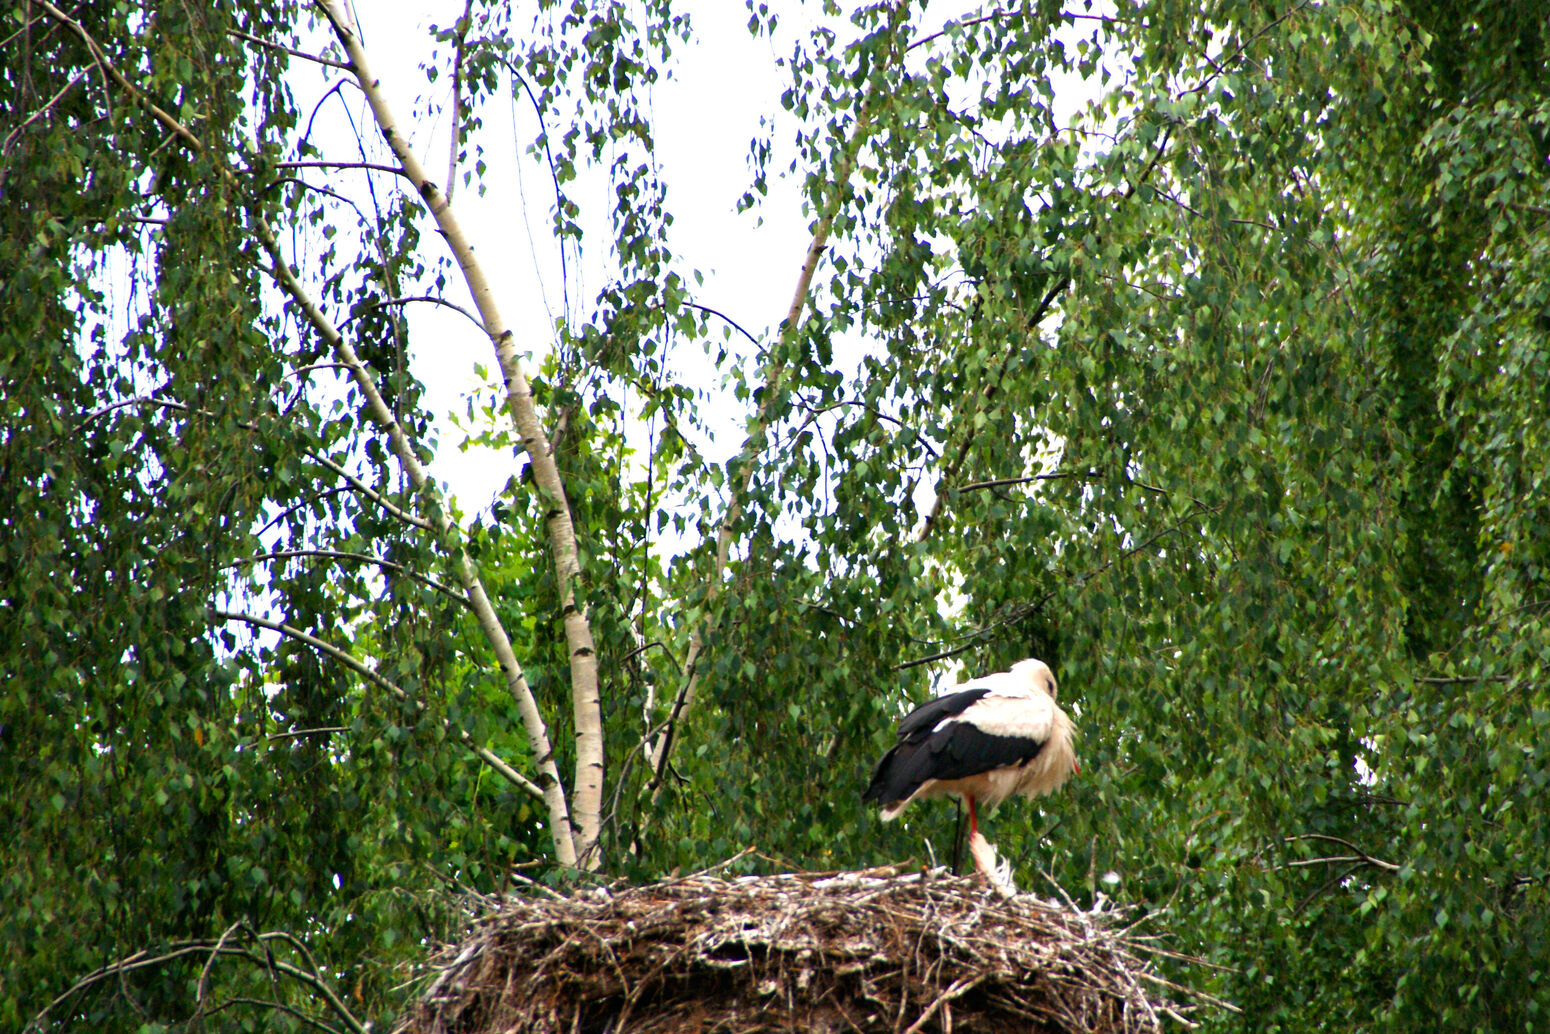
[317,1,605,868]
[35,0,580,867]
[222,549,467,605]
[644,1,912,797]
[914,118,1174,543]
[255,219,580,866]
[212,608,546,802]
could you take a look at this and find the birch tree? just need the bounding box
[5,1,1549,1032]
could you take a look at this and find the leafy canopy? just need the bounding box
[2,1,1547,1032]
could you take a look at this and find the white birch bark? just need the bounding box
[36,0,584,868]
[256,221,581,868]
[320,2,606,868]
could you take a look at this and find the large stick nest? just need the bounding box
[399,863,1213,1034]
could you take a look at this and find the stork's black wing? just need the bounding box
[863,691,1046,806]
[893,688,989,741]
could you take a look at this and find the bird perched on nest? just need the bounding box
[863,658,1077,888]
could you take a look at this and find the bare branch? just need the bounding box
[906,7,1124,54]
[337,294,484,334]
[273,159,408,177]
[194,922,244,1023]
[957,474,1065,492]
[265,175,359,212]
[893,637,989,671]
[267,726,348,740]
[286,361,354,378]
[492,54,571,315]
[0,9,47,52]
[256,487,353,537]
[1284,833,1400,873]
[223,548,469,606]
[956,471,1167,494]
[913,271,1071,544]
[213,608,414,701]
[683,301,762,351]
[226,28,350,71]
[201,996,346,1034]
[28,930,370,1034]
[307,451,436,530]
[1180,0,1314,99]
[299,77,352,156]
[36,1,189,146]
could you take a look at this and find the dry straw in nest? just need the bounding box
[401,862,1219,1034]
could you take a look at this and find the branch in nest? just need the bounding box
[398,865,1228,1034]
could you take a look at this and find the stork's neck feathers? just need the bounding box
[1008,658,1058,700]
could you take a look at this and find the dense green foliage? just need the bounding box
[3,0,1547,1031]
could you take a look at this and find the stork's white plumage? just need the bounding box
[863,658,1077,880]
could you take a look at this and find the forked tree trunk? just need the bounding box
[321,1,606,868]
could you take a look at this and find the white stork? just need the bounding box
[863,658,1077,879]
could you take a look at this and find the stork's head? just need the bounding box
[1011,657,1058,699]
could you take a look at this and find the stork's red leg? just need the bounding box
[968,795,979,840]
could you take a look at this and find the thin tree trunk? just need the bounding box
[320,1,605,868]
[34,0,584,868]
[257,220,581,868]
[644,1,911,797]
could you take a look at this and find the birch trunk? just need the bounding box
[321,1,605,868]
[33,0,583,867]
[257,221,580,868]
